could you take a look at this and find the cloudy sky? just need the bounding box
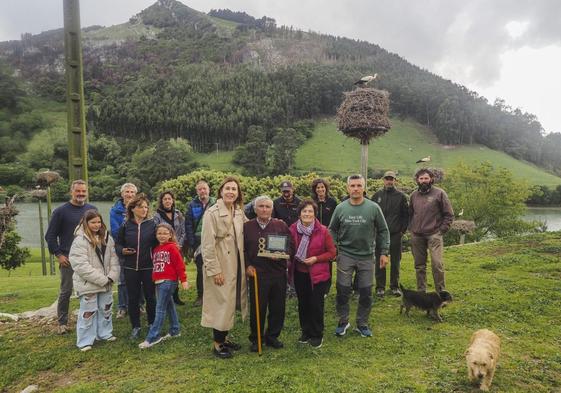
[1,0,561,134]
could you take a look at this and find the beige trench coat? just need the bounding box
[200,198,248,331]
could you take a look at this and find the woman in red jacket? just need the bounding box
[289,199,337,348]
[139,224,188,349]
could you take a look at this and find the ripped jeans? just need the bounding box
[76,290,114,349]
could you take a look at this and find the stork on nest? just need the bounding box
[354,74,378,87]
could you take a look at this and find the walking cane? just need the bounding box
[253,270,262,356]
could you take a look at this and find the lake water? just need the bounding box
[14,201,114,248]
[11,202,561,248]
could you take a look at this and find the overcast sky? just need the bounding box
[1,0,561,134]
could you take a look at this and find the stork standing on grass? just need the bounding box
[415,155,431,164]
[354,74,378,87]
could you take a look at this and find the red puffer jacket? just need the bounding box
[289,219,336,286]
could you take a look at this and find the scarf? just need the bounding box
[295,220,314,262]
[157,208,175,227]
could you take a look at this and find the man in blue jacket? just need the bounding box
[45,180,96,334]
[185,180,216,306]
[109,183,137,318]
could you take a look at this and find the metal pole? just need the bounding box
[38,199,47,276]
[63,0,88,183]
[47,185,55,275]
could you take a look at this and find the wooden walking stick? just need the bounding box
[253,270,262,356]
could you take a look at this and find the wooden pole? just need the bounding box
[253,271,262,356]
[63,0,88,183]
[361,141,368,192]
[37,199,47,276]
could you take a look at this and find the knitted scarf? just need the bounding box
[295,220,314,262]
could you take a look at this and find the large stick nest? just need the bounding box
[450,220,476,234]
[337,88,391,144]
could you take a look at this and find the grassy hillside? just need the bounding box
[1,233,561,392]
[293,119,561,186]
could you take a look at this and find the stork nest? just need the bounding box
[450,220,476,234]
[36,171,61,187]
[337,88,391,143]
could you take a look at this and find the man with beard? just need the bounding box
[371,171,409,297]
[329,174,390,338]
[46,180,96,334]
[409,168,454,292]
[273,181,301,227]
[110,183,138,318]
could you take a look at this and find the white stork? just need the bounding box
[354,74,378,87]
[415,155,431,164]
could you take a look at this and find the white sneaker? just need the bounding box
[138,336,163,349]
[104,336,117,342]
[162,333,181,341]
[80,346,92,352]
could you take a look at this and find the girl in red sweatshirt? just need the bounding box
[139,224,188,348]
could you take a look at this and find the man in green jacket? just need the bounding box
[329,174,390,338]
[372,171,409,297]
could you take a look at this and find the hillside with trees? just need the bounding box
[1,0,561,199]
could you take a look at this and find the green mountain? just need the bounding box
[1,0,561,186]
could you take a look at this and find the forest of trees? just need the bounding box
[1,0,561,197]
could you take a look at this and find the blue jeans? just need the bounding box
[145,280,179,343]
[118,265,128,311]
[76,290,113,349]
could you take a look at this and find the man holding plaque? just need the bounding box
[244,195,294,352]
[329,174,390,338]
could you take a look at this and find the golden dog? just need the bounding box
[465,329,500,391]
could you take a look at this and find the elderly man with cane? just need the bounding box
[244,195,294,353]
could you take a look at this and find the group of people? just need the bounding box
[45,168,454,357]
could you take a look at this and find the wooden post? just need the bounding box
[38,198,47,276]
[63,0,88,183]
[361,141,368,192]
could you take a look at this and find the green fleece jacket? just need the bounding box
[328,198,390,259]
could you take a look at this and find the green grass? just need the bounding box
[2,233,561,392]
[294,119,561,186]
[84,22,161,41]
[193,150,240,172]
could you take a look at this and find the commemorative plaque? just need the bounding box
[257,234,290,259]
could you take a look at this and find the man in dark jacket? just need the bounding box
[109,183,137,318]
[273,181,301,227]
[272,181,301,298]
[244,195,294,351]
[45,180,96,334]
[185,180,216,306]
[371,171,409,297]
[409,168,454,292]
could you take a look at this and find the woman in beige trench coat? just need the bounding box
[201,176,248,358]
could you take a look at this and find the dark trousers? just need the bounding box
[213,329,228,344]
[375,232,403,290]
[195,254,204,298]
[57,265,74,326]
[124,269,156,329]
[294,270,329,339]
[248,273,287,343]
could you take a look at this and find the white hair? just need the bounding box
[253,195,273,208]
[120,183,138,193]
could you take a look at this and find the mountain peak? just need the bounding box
[132,0,206,28]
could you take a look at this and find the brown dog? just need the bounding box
[465,329,500,391]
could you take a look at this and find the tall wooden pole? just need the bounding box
[63,0,88,183]
[361,141,368,193]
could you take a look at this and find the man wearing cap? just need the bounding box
[371,171,409,297]
[273,181,301,227]
[409,168,454,292]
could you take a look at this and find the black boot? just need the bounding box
[173,287,184,305]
